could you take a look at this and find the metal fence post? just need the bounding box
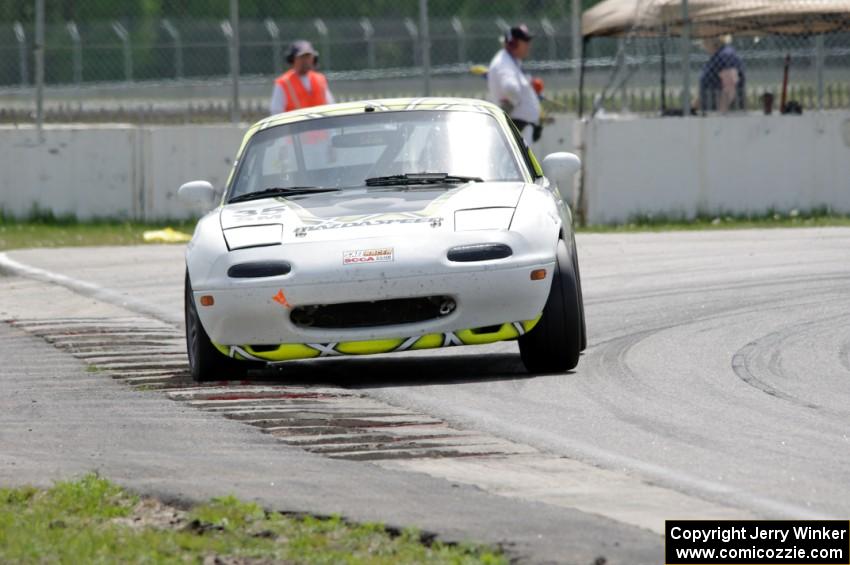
[680,0,690,114]
[66,21,82,85]
[35,0,45,140]
[112,22,133,82]
[222,0,240,123]
[161,19,183,79]
[360,18,375,68]
[14,22,29,86]
[230,0,240,123]
[571,0,582,71]
[264,18,281,74]
[404,18,419,67]
[541,18,557,61]
[419,0,430,96]
[451,17,466,63]
[617,37,627,111]
[815,33,824,110]
[314,19,331,70]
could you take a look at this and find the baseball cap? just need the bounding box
[290,40,318,58]
[506,24,534,42]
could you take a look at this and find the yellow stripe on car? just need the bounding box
[213,316,542,363]
[336,338,405,355]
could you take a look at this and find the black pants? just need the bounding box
[511,118,531,133]
[511,118,542,142]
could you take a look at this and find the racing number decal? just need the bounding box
[230,204,288,223]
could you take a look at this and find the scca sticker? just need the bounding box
[343,247,394,265]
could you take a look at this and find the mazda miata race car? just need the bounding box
[179,98,586,382]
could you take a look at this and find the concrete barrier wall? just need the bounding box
[582,112,850,224]
[0,119,575,222]
[2,113,848,223]
[0,126,139,219]
[0,125,247,221]
[536,115,577,158]
[141,126,246,220]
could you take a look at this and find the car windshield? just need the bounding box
[228,109,525,199]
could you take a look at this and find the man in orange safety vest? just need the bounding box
[269,40,334,115]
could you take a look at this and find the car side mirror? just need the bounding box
[541,152,581,200]
[178,180,218,209]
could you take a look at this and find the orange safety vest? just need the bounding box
[275,70,328,112]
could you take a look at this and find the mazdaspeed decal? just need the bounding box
[294,214,442,236]
[285,186,458,237]
[212,316,541,363]
[343,247,394,265]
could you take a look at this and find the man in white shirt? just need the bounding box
[269,40,335,115]
[487,25,542,145]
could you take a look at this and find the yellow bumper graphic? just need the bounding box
[213,317,541,363]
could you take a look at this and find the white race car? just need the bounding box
[179,98,586,382]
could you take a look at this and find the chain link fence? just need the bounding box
[3,0,850,124]
[0,0,585,124]
[582,0,850,117]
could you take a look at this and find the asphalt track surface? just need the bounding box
[2,228,850,561]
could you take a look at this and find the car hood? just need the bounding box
[219,181,526,243]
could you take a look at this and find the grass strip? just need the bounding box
[0,474,505,564]
[582,210,850,232]
[0,221,196,251]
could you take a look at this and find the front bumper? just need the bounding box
[190,231,555,356]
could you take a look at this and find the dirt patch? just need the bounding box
[111,497,187,530]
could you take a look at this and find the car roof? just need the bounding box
[252,97,507,133]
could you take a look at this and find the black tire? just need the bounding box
[572,238,588,352]
[518,239,583,373]
[185,271,251,382]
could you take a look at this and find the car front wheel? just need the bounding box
[518,239,583,373]
[572,236,587,352]
[185,271,251,382]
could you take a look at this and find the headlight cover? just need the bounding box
[447,243,513,262]
[454,207,514,231]
[223,224,283,250]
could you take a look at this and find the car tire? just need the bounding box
[572,238,588,352]
[518,239,583,373]
[185,271,251,382]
